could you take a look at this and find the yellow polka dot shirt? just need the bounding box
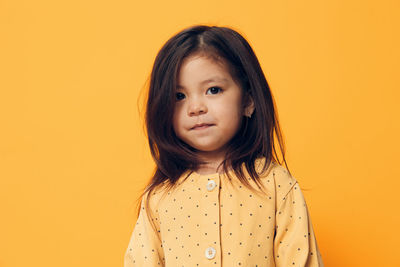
[124,161,324,266]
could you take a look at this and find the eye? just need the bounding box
[206,86,222,95]
[176,92,186,101]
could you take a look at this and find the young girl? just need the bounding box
[124,25,324,266]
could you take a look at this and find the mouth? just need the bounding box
[190,123,215,130]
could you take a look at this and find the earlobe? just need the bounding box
[244,96,255,118]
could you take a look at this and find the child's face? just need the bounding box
[172,54,245,160]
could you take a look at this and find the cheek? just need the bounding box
[172,115,179,133]
[172,107,184,133]
[215,98,243,125]
[226,114,243,132]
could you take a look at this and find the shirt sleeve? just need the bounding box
[124,191,165,267]
[274,181,324,266]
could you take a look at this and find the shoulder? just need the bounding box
[142,172,191,211]
[141,182,170,215]
[255,158,296,182]
[255,158,298,198]
[270,163,297,189]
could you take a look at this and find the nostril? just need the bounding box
[188,107,206,116]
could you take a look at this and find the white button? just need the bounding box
[206,180,216,191]
[205,246,216,259]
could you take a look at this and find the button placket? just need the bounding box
[202,174,221,263]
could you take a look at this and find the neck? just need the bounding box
[195,150,226,175]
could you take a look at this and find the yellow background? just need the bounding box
[1,0,399,266]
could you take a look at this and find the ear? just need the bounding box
[243,95,255,118]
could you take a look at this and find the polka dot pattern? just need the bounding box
[124,161,324,266]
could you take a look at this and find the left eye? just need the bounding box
[206,87,222,95]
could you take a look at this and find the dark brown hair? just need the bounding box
[136,24,291,223]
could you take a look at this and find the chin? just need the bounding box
[190,143,225,153]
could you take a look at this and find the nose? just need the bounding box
[187,97,207,116]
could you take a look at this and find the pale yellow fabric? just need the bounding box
[124,161,324,266]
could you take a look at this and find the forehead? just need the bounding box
[177,54,233,84]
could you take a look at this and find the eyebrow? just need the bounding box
[177,76,228,89]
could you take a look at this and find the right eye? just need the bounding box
[176,92,186,101]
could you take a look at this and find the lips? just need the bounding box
[191,123,214,130]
